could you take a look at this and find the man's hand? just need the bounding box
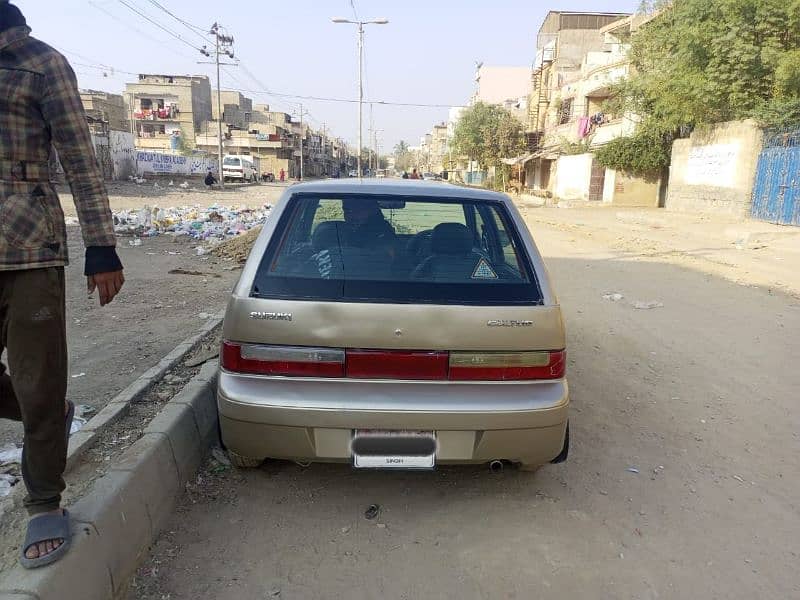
[87,270,124,306]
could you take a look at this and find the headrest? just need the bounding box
[431,222,473,255]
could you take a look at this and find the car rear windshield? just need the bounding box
[223,157,241,166]
[251,193,542,305]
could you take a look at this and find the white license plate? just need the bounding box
[352,430,436,469]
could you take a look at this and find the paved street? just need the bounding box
[126,205,800,600]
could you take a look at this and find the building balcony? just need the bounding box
[133,108,182,121]
[590,118,636,146]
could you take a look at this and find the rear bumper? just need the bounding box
[218,372,569,465]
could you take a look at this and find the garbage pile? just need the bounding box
[112,204,271,244]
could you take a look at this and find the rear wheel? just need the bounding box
[227,449,263,468]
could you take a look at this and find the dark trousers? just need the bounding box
[0,267,68,515]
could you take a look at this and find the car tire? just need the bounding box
[227,449,263,468]
[549,422,570,464]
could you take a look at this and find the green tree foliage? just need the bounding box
[393,140,413,171]
[604,0,800,175]
[595,128,673,174]
[451,102,526,170]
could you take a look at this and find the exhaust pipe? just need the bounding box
[489,460,504,473]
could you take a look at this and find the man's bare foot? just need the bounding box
[24,509,65,560]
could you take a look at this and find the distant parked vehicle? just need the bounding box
[348,169,359,177]
[422,172,440,181]
[223,155,258,182]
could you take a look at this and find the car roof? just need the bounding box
[287,179,512,203]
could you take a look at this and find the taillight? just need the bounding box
[221,341,344,377]
[346,350,448,380]
[222,342,565,381]
[448,350,566,381]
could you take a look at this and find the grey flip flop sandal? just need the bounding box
[20,509,71,569]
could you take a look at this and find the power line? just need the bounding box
[214,85,459,108]
[143,0,211,44]
[88,0,196,61]
[115,0,206,53]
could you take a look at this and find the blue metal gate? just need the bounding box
[751,129,800,226]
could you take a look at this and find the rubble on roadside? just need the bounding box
[112,204,271,245]
[209,226,262,263]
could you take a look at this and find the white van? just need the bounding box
[223,155,257,182]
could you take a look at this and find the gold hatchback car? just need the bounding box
[218,179,568,471]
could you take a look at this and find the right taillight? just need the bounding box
[448,350,566,381]
[221,341,345,377]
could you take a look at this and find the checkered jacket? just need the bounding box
[0,26,116,271]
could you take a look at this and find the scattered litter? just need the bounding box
[210,446,231,467]
[364,504,380,520]
[70,417,87,435]
[602,293,624,302]
[112,204,271,247]
[0,473,18,498]
[0,444,22,465]
[340,526,351,534]
[268,585,282,597]
[128,238,143,247]
[700,419,707,424]
[632,301,664,310]
[732,475,745,483]
[74,404,96,419]
[376,523,387,529]
[198,312,211,320]
[71,372,86,378]
[626,467,640,474]
[195,246,207,256]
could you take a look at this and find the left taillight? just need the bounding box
[221,341,345,377]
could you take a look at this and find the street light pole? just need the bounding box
[358,22,364,179]
[331,16,389,181]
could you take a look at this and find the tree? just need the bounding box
[601,0,800,175]
[451,102,526,172]
[393,139,413,171]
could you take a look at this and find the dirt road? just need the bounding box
[127,205,800,600]
[0,228,241,448]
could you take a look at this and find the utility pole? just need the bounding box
[368,103,374,176]
[200,24,235,188]
[295,103,309,180]
[321,123,327,177]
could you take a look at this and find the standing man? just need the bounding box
[1,2,124,568]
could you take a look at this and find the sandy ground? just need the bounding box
[0,229,241,448]
[125,202,800,600]
[2,181,285,450]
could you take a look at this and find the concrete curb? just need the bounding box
[65,312,223,472]
[0,360,221,600]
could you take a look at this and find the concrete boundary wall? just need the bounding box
[666,119,763,217]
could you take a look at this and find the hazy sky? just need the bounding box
[16,0,638,150]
